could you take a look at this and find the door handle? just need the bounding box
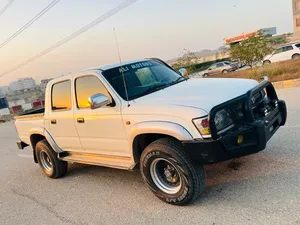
[51,119,57,124]
[77,118,85,123]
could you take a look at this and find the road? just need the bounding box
[1,87,300,225]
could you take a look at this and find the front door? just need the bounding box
[73,75,129,157]
[47,79,83,152]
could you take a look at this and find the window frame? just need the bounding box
[51,80,72,112]
[74,74,114,110]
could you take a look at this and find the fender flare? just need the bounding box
[29,127,63,153]
[128,121,193,154]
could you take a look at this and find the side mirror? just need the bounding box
[208,68,212,71]
[88,94,110,109]
[178,68,188,77]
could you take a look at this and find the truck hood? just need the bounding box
[133,78,258,113]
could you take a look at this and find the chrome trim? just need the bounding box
[217,124,235,135]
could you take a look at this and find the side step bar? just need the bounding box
[58,152,134,170]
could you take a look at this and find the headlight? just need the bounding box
[192,117,211,138]
[214,109,234,134]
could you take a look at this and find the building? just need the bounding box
[224,27,277,46]
[40,78,52,93]
[0,86,9,97]
[293,0,300,32]
[9,78,36,92]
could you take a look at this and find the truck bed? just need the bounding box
[15,108,45,146]
[14,108,45,120]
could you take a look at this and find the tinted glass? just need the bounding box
[224,62,230,65]
[102,60,183,100]
[216,63,224,68]
[295,43,300,48]
[75,76,112,109]
[274,47,284,54]
[52,80,71,111]
[283,46,293,51]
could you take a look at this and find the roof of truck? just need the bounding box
[81,59,148,72]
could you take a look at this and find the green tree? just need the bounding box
[230,32,273,68]
[174,48,198,75]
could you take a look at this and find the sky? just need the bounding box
[0,0,294,85]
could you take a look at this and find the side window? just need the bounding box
[273,47,284,55]
[209,64,217,70]
[295,43,300,48]
[52,80,72,111]
[216,63,224,68]
[75,76,112,109]
[283,46,293,51]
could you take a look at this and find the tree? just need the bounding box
[230,32,273,68]
[174,48,198,74]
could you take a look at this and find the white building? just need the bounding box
[0,86,9,96]
[9,78,36,91]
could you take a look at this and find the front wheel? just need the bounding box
[292,54,300,60]
[36,140,68,178]
[263,60,271,65]
[140,138,205,205]
[203,73,209,77]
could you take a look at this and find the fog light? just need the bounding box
[237,135,244,144]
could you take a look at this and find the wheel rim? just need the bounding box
[150,158,182,194]
[223,70,228,74]
[40,151,53,172]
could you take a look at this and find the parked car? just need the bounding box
[15,58,287,205]
[263,43,300,65]
[202,61,237,77]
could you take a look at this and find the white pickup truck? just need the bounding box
[15,58,287,205]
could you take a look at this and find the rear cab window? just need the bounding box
[51,80,72,111]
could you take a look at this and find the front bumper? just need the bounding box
[182,80,287,164]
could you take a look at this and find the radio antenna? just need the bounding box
[113,28,130,107]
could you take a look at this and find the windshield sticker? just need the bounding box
[118,61,153,74]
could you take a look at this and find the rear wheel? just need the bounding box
[36,140,68,178]
[263,60,271,65]
[140,138,206,205]
[203,73,209,77]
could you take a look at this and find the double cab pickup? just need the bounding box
[15,58,287,205]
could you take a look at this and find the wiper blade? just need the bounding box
[171,76,186,84]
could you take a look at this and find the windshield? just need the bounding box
[102,60,185,100]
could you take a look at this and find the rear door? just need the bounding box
[270,47,284,62]
[47,80,83,152]
[208,64,217,75]
[215,62,225,74]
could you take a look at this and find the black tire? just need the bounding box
[292,54,300,60]
[35,140,68,178]
[222,69,229,74]
[140,138,205,205]
[203,73,209,77]
[263,60,271,65]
